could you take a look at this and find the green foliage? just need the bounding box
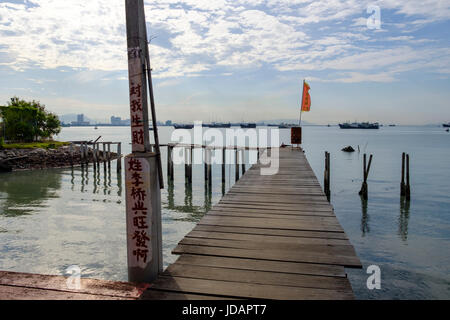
[0,97,61,142]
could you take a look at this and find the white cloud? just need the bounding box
[0,0,448,83]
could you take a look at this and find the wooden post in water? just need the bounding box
[189,146,193,184]
[167,145,173,181]
[241,149,246,175]
[117,143,122,172]
[207,148,212,188]
[235,147,239,182]
[92,143,97,169]
[359,153,373,200]
[69,143,74,167]
[125,0,162,283]
[401,152,406,196]
[406,154,411,201]
[324,152,331,202]
[324,151,328,197]
[107,143,111,169]
[221,147,226,185]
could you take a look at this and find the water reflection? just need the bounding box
[360,195,370,236]
[398,198,411,241]
[0,170,62,217]
[165,174,211,222]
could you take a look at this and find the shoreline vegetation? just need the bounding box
[0,142,119,172]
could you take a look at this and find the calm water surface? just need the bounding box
[0,125,449,299]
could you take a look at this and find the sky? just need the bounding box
[0,0,449,125]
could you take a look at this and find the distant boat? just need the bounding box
[173,124,194,129]
[443,123,450,128]
[339,122,379,129]
[94,126,98,130]
[240,123,256,129]
[389,124,396,127]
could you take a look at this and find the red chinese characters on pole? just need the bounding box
[125,157,152,267]
[128,47,146,152]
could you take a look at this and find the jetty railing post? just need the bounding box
[324,152,330,202]
[125,0,162,283]
[401,152,406,196]
[93,143,97,170]
[117,143,122,173]
[184,147,188,182]
[324,152,326,191]
[221,147,226,185]
[102,143,106,163]
[235,147,239,182]
[207,148,212,188]
[167,145,173,181]
[189,146,193,184]
[406,154,411,200]
[204,146,207,183]
[107,143,111,170]
[327,152,331,202]
[69,143,74,167]
[241,149,246,175]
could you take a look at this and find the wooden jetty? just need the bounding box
[0,147,361,300]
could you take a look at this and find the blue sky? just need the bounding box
[0,0,449,124]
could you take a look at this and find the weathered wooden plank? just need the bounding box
[211,206,335,216]
[173,244,363,268]
[185,230,351,245]
[163,264,352,290]
[173,254,347,278]
[178,238,358,261]
[198,215,344,233]
[140,289,238,300]
[192,224,348,239]
[149,276,354,300]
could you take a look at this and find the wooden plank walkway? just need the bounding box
[143,147,362,300]
[0,147,361,300]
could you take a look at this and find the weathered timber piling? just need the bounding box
[117,143,122,172]
[324,151,331,202]
[401,152,406,196]
[69,143,74,167]
[406,154,411,200]
[235,147,239,182]
[167,145,173,181]
[359,153,373,200]
[221,147,226,185]
[241,149,246,175]
[207,148,212,188]
[185,147,189,183]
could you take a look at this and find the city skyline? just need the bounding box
[0,1,449,125]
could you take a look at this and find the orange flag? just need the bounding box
[301,81,311,112]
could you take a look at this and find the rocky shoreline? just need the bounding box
[0,146,119,172]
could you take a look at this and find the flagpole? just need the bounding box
[299,79,305,126]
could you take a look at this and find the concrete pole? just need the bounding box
[125,0,162,283]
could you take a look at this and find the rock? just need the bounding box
[342,146,355,152]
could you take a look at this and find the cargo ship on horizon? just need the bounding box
[339,122,379,129]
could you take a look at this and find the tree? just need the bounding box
[0,97,61,142]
